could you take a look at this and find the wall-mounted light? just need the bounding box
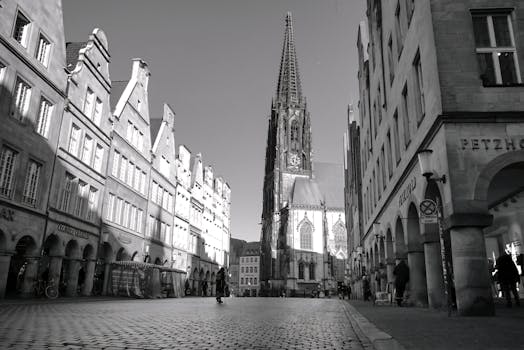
[417,149,446,183]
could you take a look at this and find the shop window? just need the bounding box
[472,11,521,86]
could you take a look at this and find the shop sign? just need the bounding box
[57,223,90,239]
[398,177,416,207]
[460,137,524,151]
[420,199,438,224]
[0,207,14,221]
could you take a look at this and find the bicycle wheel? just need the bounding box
[45,286,58,299]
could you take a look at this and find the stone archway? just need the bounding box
[407,203,427,307]
[41,234,62,297]
[154,257,162,266]
[97,242,113,296]
[116,247,129,262]
[63,240,81,297]
[6,235,38,298]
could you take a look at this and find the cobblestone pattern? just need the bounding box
[0,298,364,350]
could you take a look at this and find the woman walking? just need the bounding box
[216,267,226,304]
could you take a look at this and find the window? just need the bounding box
[106,193,115,221]
[147,216,155,237]
[249,266,253,273]
[290,120,300,152]
[388,36,395,85]
[309,263,315,280]
[59,174,75,211]
[254,278,257,285]
[13,12,31,48]
[386,131,393,177]
[119,157,127,182]
[126,162,134,185]
[22,160,41,206]
[111,151,120,177]
[129,206,137,231]
[393,111,401,164]
[241,277,244,285]
[298,263,304,279]
[395,3,403,57]
[74,181,88,217]
[36,34,51,67]
[413,52,425,125]
[168,194,174,212]
[69,124,81,156]
[93,145,104,172]
[472,12,521,85]
[93,98,102,125]
[152,182,158,202]
[13,77,31,121]
[300,223,312,250]
[84,88,95,118]
[141,172,147,194]
[123,202,130,227]
[0,147,17,198]
[402,85,410,146]
[86,187,98,221]
[36,97,52,138]
[81,135,94,165]
[249,278,253,285]
[115,198,123,224]
[162,189,169,210]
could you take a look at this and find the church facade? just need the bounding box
[260,13,347,296]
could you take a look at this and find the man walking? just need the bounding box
[393,260,409,307]
[496,250,520,307]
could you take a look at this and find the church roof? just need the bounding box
[313,162,344,209]
[275,12,303,106]
[291,177,323,207]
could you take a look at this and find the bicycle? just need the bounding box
[33,278,58,299]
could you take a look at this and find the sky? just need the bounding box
[62,0,367,243]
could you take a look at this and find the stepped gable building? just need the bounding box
[348,0,524,316]
[239,241,261,296]
[0,0,68,298]
[260,13,347,296]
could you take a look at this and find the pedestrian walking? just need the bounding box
[202,281,208,297]
[393,260,409,307]
[496,250,520,307]
[215,267,226,304]
[362,275,371,301]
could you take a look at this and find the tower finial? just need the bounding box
[275,12,302,107]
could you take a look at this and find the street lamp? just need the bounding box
[416,149,446,183]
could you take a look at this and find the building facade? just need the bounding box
[260,13,347,297]
[229,237,247,296]
[239,241,261,296]
[349,0,524,316]
[0,0,67,298]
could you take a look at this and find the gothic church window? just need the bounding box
[309,263,315,280]
[290,120,300,152]
[333,221,347,252]
[300,222,312,250]
[298,262,304,279]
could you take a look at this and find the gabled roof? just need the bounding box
[291,177,323,207]
[313,162,344,208]
[65,42,86,71]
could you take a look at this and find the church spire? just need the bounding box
[276,12,303,107]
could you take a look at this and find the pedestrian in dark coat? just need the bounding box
[215,267,226,304]
[362,275,371,301]
[496,251,520,307]
[393,260,409,307]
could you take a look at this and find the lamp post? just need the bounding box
[416,148,452,316]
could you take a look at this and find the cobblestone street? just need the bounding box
[0,298,364,350]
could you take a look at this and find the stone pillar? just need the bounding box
[423,231,446,309]
[407,247,428,307]
[386,258,395,294]
[20,257,40,298]
[102,263,111,296]
[48,256,63,296]
[0,254,12,299]
[379,266,387,292]
[448,214,494,316]
[81,259,96,296]
[65,259,80,297]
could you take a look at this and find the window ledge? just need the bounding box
[482,83,524,88]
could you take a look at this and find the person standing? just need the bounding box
[362,275,371,301]
[215,267,226,304]
[393,260,409,307]
[496,250,520,307]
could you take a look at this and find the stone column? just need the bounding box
[407,246,428,307]
[448,214,494,316]
[0,254,12,298]
[20,257,40,298]
[65,259,80,297]
[386,258,395,294]
[423,231,446,309]
[102,263,111,295]
[81,259,96,296]
[48,256,63,296]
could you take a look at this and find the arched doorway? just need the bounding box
[407,203,428,307]
[394,217,407,261]
[95,242,112,296]
[154,257,162,266]
[131,251,139,262]
[423,180,447,309]
[116,247,129,262]
[40,234,61,297]
[385,228,395,292]
[62,240,81,297]
[6,235,38,297]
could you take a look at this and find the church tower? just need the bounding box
[260,12,313,288]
